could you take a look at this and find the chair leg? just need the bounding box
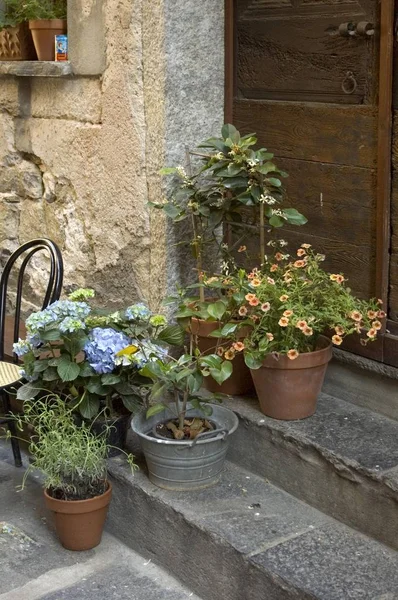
[1,391,22,467]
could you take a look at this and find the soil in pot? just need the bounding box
[153,417,217,440]
[44,482,112,551]
[250,336,333,421]
[190,318,254,396]
[29,19,66,61]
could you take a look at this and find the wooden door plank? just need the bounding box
[234,99,377,167]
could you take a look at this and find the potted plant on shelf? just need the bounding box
[4,394,137,550]
[151,124,307,395]
[222,245,386,420]
[12,0,67,61]
[131,347,238,491]
[0,0,36,60]
[14,289,183,452]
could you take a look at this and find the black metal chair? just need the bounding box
[0,239,64,466]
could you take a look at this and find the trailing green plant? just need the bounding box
[1,0,67,22]
[5,395,137,500]
[14,289,184,420]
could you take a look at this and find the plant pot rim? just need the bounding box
[132,404,238,446]
[44,480,112,507]
[29,19,67,29]
[254,335,333,370]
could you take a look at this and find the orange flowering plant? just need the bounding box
[215,245,385,369]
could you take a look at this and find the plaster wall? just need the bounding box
[0,0,224,310]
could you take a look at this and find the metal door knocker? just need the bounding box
[342,71,358,95]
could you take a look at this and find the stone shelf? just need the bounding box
[0,61,72,77]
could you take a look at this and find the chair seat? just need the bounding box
[0,361,22,390]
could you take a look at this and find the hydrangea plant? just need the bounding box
[14,290,184,420]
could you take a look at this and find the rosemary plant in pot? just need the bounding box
[131,345,238,491]
[226,245,386,420]
[6,395,137,550]
[151,124,307,395]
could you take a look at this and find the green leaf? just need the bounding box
[158,324,185,346]
[208,328,223,338]
[48,357,61,367]
[57,356,80,382]
[159,167,177,175]
[33,359,49,374]
[200,354,222,369]
[220,322,238,337]
[101,373,121,385]
[86,379,108,395]
[187,371,203,393]
[201,403,213,417]
[16,382,41,401]
[283,208,308,226]
[222,177,248,189]
[267,177,282,188]
[269,215,285,228]
[257,162,279,175]
[114,381,134,395]
[150,381,168,400]
[79,362,95,377]
[217,163,243,177]
[221,124,238,141]
[42,367,59,381]
[207,301,226,321]
[40,328,61,341]
[163,203,182,220]
[209,360,233,385]
[244,353,263,370]
[146,403,166,419]
[79,394,100,420]
[120,394,142,412]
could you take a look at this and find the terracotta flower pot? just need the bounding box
[250,336,333,420]
[44,482,112,551]
[191,317,254,396]
[0,24,36,61]
[29,19,66,61]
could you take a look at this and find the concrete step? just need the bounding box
[224,393,398,550]
[0,447,201,600]
[108,458,398,600]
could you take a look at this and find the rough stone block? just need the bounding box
[68,0,106,75]
[31,78,102,123]
[0,78,19,115]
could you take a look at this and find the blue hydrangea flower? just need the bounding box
[18,368,38,382]
[59,317,85,333]
[84,327,132,374]
[26,300,91,333]
[125,303,151,322]
[27,333,42,348]
[13,339,32,357]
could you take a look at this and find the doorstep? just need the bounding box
[224,393,398,550]
[108,458,398,600]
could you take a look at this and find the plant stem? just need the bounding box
[260,202,265,262]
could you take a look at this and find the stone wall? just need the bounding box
[0,0,224,311]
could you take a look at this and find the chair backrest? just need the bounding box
[0,239,64,362]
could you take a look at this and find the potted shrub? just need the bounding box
[223,245,386,420]
[14,289,183,451]
[151,124,307,395]
[5,394,137,550]
[0,0,36,60]
[14,0,67,61]
[131,348,238,491]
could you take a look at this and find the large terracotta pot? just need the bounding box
[0,24,36,60]
[191,317,254,396]
[44,482,112,551]
[29,19,66,61]
[250,336,333,420]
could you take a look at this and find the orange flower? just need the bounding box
[283,310,293,317]
[301,243,311,249]
[224,350,235,361]
[238,245,247,253]
[350,311,363,322]
[377,298,383,305]
[303,326,313,336]
[249,297,260,307]
[261,302,271,312]
[267,277,275,285]
[247,273,255,280]
[266,333,274,341]
[216,347,224,357]
[287,349,299,360]
[335,275,345,284]
[293,260,305,268]
[332,335,343,346]
[238,306,248,317]
[296,320,307,330]
[378,310,386,319]
[233,341,245,352]
[245,293,256,302]
[367,328,377,339]
[278,317,289,327]
[275,252,283,261]
[251,278,261,287]
[284,277,292,284]
[297,248,306,257]
[372,320,382,331]
[367,310,378,319]
[335,326,345,336]
[249,314,260,322]
[270,264,278,273]
[279,295,289,302]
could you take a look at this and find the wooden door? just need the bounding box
[226,0,398,364]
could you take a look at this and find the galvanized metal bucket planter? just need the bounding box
[131,404,239,491]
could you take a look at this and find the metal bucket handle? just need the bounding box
[177,427,229,450]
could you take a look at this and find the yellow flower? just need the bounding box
[270,264,278,273]
[278,317,289,327]
[332,335,343,346]
[224,349,235,360]
[233,341,245,352]
[216,347,224,357]
[266,333,274,341]
[350,311,363,322]
[279,295,289,302]
[367,328,377,339]
[372,320,382,331]
[267,277,275,285]
[335,326,345,336]
[283,310,293,317]
[238,306,248,317]
[297,248,306,257]
[296,320,307,330]
[303,326,313,336]
[367,310,378,319]
[287,349,299,360]
[251,278,261,287]
[330,274,339,282]
[301,243,311,249]
[245,293,256,302]
[293,260,305,268]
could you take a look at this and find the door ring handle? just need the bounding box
[342,71,358,95]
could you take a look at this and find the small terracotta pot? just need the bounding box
[250,336,333,420]
[29,19,66,61]
[44,482,112,551]
[191,317,254,396]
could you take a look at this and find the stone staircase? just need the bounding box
[107,351,398,600]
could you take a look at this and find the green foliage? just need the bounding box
[0,0,67,26]
[5,395,137,500]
